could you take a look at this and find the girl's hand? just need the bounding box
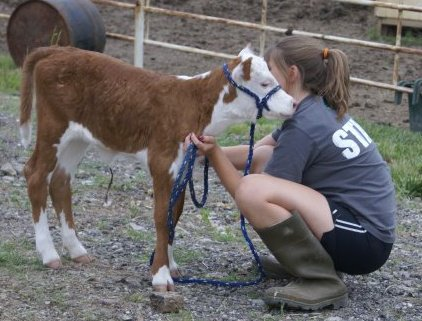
[184,133,218,157]
[185,133,240,198]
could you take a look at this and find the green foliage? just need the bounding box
[128,200,141,218]
[359,119,422,199]
[2,186,30,210]
[126,292,147,303]
[218,118,280,146]
[126,227,154,242]
[173,247,202,264]
[0,55,20,94]
[211,226,241,243]
[0,240,42,271]
[200,208,211,225]
[199,208,243,243]
[367,27,422,47]
[96,218,111,232]
[163,310,195,321]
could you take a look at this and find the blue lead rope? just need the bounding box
[170,122,266,287]
[188,158,209,209]
[166,145,209,244]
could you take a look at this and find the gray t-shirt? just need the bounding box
[265,95,396,243]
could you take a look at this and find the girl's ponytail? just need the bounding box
[321,48,350,118]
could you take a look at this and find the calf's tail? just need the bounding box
[19,46,61,148]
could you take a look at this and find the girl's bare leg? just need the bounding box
[235,174,333,240]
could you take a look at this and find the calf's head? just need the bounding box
[224,46,295,121]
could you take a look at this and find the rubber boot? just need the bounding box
[256,255,344,280]
[256,212,348,310]
[255,255,292,279]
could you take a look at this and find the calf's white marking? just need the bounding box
[152,265,174,288]
[168,244,178,272]
[34,210,60,264]
[60,212,87,259]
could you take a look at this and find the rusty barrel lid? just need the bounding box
[7,0,106,66]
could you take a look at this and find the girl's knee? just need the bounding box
[235,174,263,207]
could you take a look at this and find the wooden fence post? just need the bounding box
[134,0,145,67]
[259,0,267,57]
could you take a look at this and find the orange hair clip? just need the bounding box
[322,48,329,60]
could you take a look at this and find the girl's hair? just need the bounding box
[265,35,350,118]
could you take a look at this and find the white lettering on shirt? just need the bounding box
[332,119,372,159]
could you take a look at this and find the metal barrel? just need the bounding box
[7,0,106,66]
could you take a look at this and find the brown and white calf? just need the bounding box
[19,45,294,292]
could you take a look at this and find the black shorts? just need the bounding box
[320,200,393,275]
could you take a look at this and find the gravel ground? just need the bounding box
[0,92,421,320]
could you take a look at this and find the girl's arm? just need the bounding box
[254,133,276,148]
[219,133,277,171]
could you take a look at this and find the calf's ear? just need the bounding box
[238,44,254,59]
[232,57,252,83]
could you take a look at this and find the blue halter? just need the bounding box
[222,63,282,119]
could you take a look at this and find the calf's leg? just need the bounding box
[24,146,61,268]
[150,171,175,292]
[49,167,90,264]
[168,193,185,278]
[49,137,91,264]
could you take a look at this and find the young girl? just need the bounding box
[187,35,396,311]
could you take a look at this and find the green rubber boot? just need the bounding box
[256,212,348,310]
[255,255,292,279]
[257,254,344,281]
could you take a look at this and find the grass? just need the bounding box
[126,292,147,303]
[0,239,42,272]
[126,226,155,242]
[162,310,195,321]
[4,185,31,209]
[367,27,422,47]
[0,55,20,94]
[218,118,283,147]
[199,208,244,243]
[358,119,422,199]
[0,53,421,200]
[172,247,203,265]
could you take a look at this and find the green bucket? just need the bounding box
[395,78,422,132]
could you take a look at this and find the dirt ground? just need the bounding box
[0,0,421,320]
